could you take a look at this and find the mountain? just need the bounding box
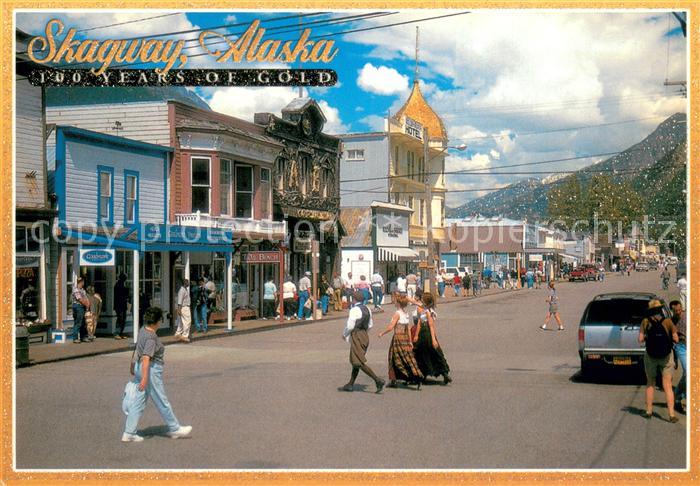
[447,113,687,220]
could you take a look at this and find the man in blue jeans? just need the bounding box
[297,271,312,320]
[71,277,90,343]
[192,278,208,333]
[670,300,686,413]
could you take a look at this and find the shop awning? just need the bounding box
[377,246,419,262]
[560,253,579,262]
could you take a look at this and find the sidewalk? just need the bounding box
[23,285,526,367]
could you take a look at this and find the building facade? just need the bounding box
[254,98,342,282]
[339,80,449,267]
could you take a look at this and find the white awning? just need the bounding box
[377,246,420,262]
[560,253,580,262]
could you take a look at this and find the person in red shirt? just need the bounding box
[453,275,462,297]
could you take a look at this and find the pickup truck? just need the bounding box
[578,293,671,379]
[569,265,597,282]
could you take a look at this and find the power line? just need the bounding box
[449,115,676,144]
[76,13,183,33]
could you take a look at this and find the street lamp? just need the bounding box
[422,126,467,300]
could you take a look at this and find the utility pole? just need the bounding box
[423,125,434,296]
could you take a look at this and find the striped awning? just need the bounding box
[377,246,420,262]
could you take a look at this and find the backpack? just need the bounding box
[645,318,673,359]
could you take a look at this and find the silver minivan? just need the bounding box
[578,293,671,377]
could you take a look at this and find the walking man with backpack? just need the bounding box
[639,299,679,422]
[341,291,385,393]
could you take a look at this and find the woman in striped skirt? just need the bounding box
[378,294,424,389]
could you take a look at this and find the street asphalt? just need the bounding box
[15,269,686,470]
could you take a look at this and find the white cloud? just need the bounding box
[489,149,501,160]
[224,14,237,23]
[205,87,348,134]
[360,114,386,131]
[356,63,410,95]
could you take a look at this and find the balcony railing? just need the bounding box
[176,211,287,239]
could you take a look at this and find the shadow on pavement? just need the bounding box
[569,368,645,386]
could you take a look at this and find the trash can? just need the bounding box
[15,325,30,367]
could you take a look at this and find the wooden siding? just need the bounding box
[64,138,165,225]
[15,79,46,209]
[339,135,389,208]
[46,102,171,146]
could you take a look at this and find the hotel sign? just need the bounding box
[405,116,423,139]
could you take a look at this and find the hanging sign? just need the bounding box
[79,248,115,266]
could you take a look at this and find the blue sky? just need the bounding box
[16,11,688,205]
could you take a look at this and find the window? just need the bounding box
[235,165,253,218]
[407,151,415,179]
[394,146,399,174]
[220,159,232,215]
[260,167,271,218]
[300,156,310,195]
[275,158,285,191]
[97,166,114,224]
[16,225,40,253]
[322,167,333,198]
[346,149,365,161]
[191,157,211,213]
[420,200,425,226]
[418,156,424,180]
[124,170,139,224]
[408,196,415,225]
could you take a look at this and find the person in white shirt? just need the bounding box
[282,277,297,321]
[396,274,407,295]
[341,291,385,393]
[297,271,312,320]
[370,271,385,310]
[174,279,192,343]
[343,272,355,305]
[677,275,687,309]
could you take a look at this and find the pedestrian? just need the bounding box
[677,274,687,309]
[535,268,543,289]
[174,279,191,342]
[282,277,297,321]
[71,277,90,343]
[661,267,670,290]
[262,277,277,320]
[122,306,192,442]
[540,281,564,331]
[437,270,446,298]
[370,270,384,310]
[341,291,385,393]
[332,272,343,312]
[463,272,471,296]
[453,274,462,297]
[297,271,312,320]
[669,300,686,414]
[611,262,617,273]
[319,275,331,315]
[192,278,208,333]
[113,273,130,339]
[505,270,513,290]
[343,272,355,306]
[204,276,217,323]
[356,275,371,305]
[639,299,679,422]
[86,285,102,342]
[472,271,481,296]
[526,268,534,289]
[406,271,418,299]
[413,292,452,385]
[396,273,407,296]
[378,294,424,390]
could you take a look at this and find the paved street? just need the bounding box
[16,270,686,470]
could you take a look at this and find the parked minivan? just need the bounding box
[578,293,671,378]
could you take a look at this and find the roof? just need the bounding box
[46,86,211,110]
[339,208,372,248]
[370,201,413,213]
[57,125,173,155]
[394,81,447,140]
[446,216,525,227]
[176,118,283,147]
[337,132,387,140]
[281,97,326,122]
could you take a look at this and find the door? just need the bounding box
[172,262,184,331]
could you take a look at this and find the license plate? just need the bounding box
[613,357,632,365]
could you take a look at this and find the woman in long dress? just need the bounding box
[378,294,423,389]
[413,292,452,385]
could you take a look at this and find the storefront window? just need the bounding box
[220,159,232,215]
[235,165,253,218]
[81,266,109,310]
[191,156,211,213]
[16,256,40,320]
[140,252,162,310]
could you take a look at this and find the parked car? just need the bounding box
[458,266,473,276]
[578,292,671,379]
[443,266,466,282]
[635,262,649,272]
[569,264,597,282]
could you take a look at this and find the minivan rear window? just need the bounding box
[585,299,667,325]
